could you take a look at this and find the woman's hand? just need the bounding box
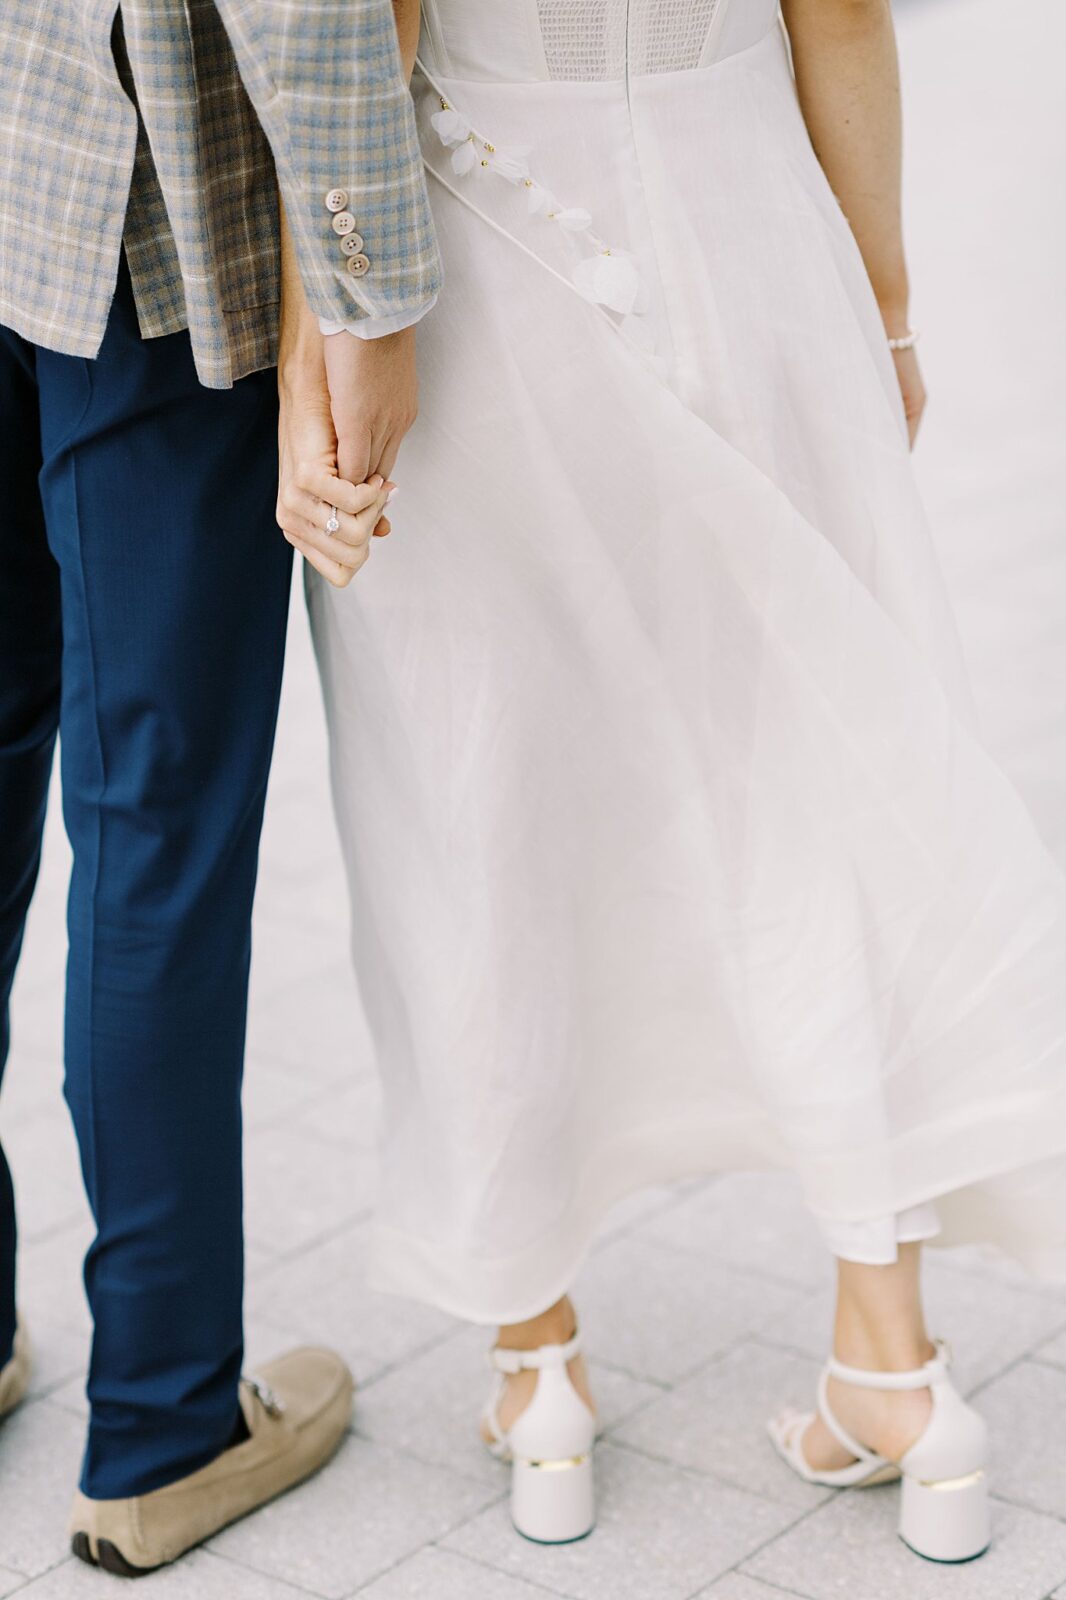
[277,391,393,588]
[891,344,926,449]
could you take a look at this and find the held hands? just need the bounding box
[277,407,393,587]
[277,325,417,590]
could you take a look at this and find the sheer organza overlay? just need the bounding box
[310,5,1066,1322]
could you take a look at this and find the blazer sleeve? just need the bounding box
[213,0,442,327]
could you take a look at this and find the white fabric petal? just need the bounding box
[571,251,645,315]
[430,107,470,147]
[451,140,478,176]
[525,183,556,216]
[484,152,527,184]
[556,207,593,232]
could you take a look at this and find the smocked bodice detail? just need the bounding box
[535,0,723,79]
[419,0,781,84]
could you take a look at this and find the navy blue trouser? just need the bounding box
[0,260,292,1497]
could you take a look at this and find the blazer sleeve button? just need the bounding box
[331,212,358,237]
[346,254,371,278]
[341,233,366,256]
[325,188,349,213]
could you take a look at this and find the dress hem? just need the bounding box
[365,1110,1066,1325]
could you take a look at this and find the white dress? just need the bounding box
[309,0,1066,1323]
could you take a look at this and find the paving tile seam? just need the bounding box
[355,1325,473,1395]
[19,1214,95,1251]
[730,1474,911,1576]
[18,1216,91,1253]
[603,1436,817,1518]
[746,1335,823,1367]
[206,1545,332,1599]
[356,1544,570,1600]
[25,1365,86,1405]
[597,1383,676,1439]
[642,1322,822,1393]
[690,1570,817,1600]
[247,1206,376,1270]
[348,1422,510,1495]
[988,1491,1066,1528]
[967,1348,1059,1401]
[577,1352,672,1390]
[346,1326,468,1396]
[429,1542,586,1600]
[1032,1351,1066,1374]
[615,1328,757,1394]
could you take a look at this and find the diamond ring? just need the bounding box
[325,506,340,535]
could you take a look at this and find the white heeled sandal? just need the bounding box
[768,1338,990,1563]
[482,1330,596,1544]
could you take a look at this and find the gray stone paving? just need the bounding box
[2,0,1066,1594]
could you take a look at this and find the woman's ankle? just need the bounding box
[832,1246,933,1373]
[482,1295,593,1443]
[832,1320,935,1373]
[497,1295,577,1352]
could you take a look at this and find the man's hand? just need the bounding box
[324,323,418,487]
[277,195,394,587]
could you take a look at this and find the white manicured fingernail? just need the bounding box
[386,486,399,504]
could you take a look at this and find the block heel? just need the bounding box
[482,1326,597,1544]
[899,1468,990,1563]
[769,1338,991,1562]
[511,1451,595,1543]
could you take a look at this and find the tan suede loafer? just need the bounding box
[70,1345,353,1576]
[0,1322,31,1419]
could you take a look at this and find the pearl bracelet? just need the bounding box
[887,329,920,352]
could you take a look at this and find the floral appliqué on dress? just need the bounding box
[428,97,648,318]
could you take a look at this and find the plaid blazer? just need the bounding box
[0,1,441,388]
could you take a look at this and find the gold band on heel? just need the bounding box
[920,1468,986,1491]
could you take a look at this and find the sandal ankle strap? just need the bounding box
[814,1368,884,1468]
[490,1330,582,1375]
[826,1337,952,1391]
